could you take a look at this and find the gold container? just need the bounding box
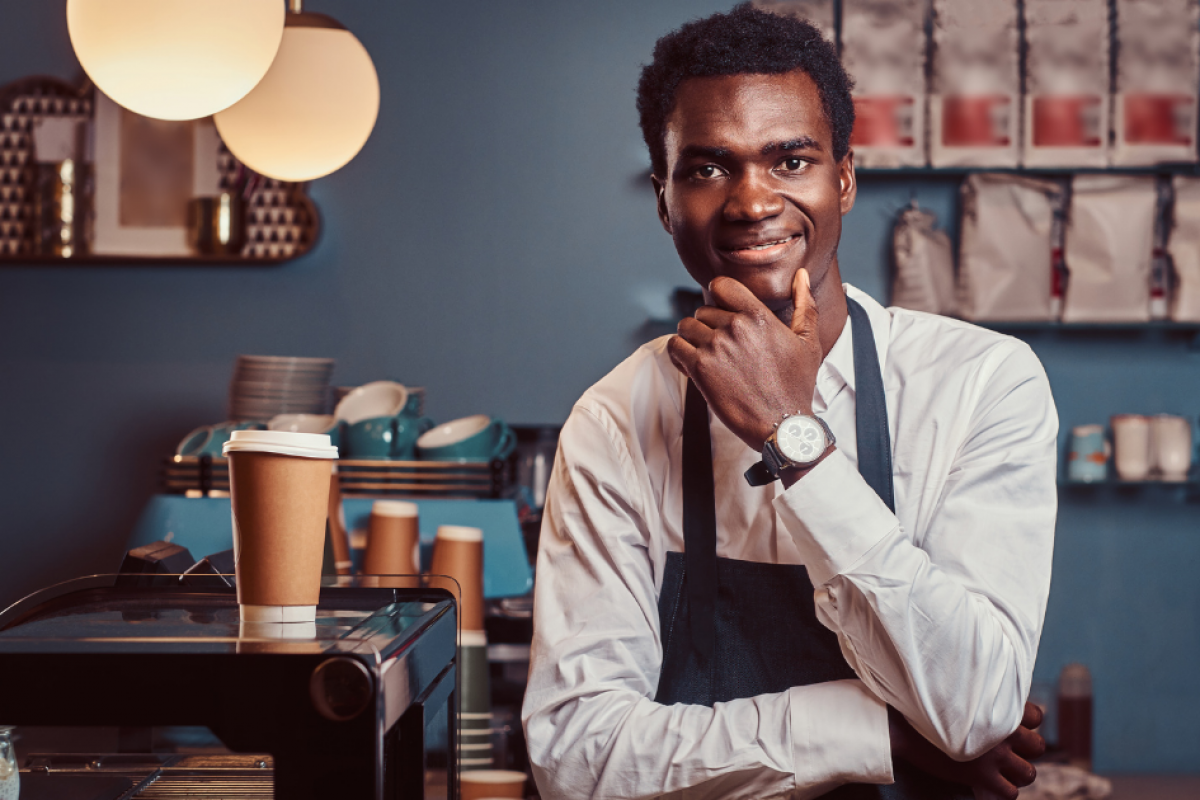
[188,192,247,256]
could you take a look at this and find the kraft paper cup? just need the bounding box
[224,430,338,623]
[460,770,526,800]
[430,525,485,630]
[362,501,421,588]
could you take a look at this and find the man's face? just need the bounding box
[653,70,856,314]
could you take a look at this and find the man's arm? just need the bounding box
[671,271,1057,763]
[522,403,893,800]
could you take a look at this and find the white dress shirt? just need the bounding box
[522,284,1058,800]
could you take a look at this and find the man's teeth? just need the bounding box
[742,236,794,251]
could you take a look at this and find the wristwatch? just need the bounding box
[761,412,836,476]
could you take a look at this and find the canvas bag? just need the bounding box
[892,203,956,315]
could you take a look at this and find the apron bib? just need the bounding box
[654,297,970,799]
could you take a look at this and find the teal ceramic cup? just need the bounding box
[176,421,264,458]
[416,415,516,462]
[393,414,435,460]
[343,414,434,459]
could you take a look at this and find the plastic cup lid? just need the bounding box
[372,500,419,518]
[437,524,482,543]
[223,430,338,459]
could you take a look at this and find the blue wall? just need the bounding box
[0,0,1197,774]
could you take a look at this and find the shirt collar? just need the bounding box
[815,283,891,407]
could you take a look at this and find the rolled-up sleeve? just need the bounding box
[524,404,893,800]
[775,341,1058,761]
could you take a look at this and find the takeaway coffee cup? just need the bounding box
[459,770,526,800]
[1111,415,1151,481]
[417,415,516,462]
[362,500,420,586]
[429,525,485,630]
[223,430,339,623]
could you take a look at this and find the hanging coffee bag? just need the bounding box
[957,173,1063,321]
[752,0,836,39]
[930,0,1021,167]
[1062,175,1157,322]
[1112,0,1200,166]
[1023,0,1110,168]
[892,203,956,315]
[842,0,927,167]
[1167,177,1200,321]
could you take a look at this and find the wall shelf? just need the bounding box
[0,75,320,266]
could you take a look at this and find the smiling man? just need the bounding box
[522,6,1057,799]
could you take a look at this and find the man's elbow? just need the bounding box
[937,700,1025,762]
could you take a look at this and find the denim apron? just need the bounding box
[654,297,970,799]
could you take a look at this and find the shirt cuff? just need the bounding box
[789,679,893,789]
[773,449,899,587]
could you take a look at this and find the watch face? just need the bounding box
[776,416,826,464]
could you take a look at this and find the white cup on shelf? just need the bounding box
[1150,414,1193,482]
[1111,415,1151,481]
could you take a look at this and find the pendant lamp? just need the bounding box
[214,2,380,182]
[66,0,285,121]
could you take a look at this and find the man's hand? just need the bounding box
[890,702,1046,800]
[667,270,823,452]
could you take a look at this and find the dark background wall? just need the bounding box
[0,0,1197,773]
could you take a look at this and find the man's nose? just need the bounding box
[723,170,785,222]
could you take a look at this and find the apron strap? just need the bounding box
[846,296,896,513]
[680,295,895,661]
[683,380,719,660]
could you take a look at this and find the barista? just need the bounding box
[523,6,1055,799]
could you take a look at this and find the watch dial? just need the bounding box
[777,417,825,463]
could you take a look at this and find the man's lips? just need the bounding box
[719,234,802,265]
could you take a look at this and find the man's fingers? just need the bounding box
[694,305,736,329]
[789,268,819,336]
[708,275,769,314]
[1007,726,1046,760]
[998,749,1038,789]
[666,335,697,377]
[677,316,716,348]
[1022,701,1044,731]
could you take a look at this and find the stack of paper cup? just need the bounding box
[429,525,490,769]
[362,501,420,588]
[459,770,527,800]
[223,430,338,623]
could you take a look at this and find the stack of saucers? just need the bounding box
[228,355,335,421]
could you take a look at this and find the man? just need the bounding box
[523,6,1056,799]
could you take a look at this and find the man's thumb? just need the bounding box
[791,268,813,333]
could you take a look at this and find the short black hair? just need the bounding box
[637,3,855,178]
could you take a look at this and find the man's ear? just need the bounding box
[651,174,673,235]
[838,149,857,216]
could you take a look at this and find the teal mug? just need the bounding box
[176,421,264,458]
[416,415,516,462]
[343,414,434,460]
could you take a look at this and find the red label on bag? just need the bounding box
[941,95,1012,146]
[1124,94,1194,145]
[1033,96,1103,147]
[851,96,915,147]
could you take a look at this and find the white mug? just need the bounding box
[1111,415,1151,481]
[1150,414,1193,481]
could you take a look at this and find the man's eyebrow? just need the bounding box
[762,137,822,155]
[678,144,733,161]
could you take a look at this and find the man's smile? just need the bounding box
[719,233,802,265]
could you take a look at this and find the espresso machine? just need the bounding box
[0,574,459,799]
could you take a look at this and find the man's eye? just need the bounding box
[778,157,807,172]
[693,165,725,179]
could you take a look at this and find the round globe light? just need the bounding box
[67,0,285,121]
[214,13,380,182]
